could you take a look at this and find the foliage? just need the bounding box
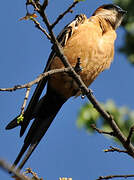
[17,114,24,124]
[113,0,134,64]
[77,100,134,143]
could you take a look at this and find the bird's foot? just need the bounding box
[74,57,82,73]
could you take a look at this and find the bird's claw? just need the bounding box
[74,57,83,73]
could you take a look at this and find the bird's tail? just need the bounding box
[5,108,34,133]
[11,87,67,170]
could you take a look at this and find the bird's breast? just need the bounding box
[49,23,115,99]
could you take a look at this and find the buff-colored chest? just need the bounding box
[49,18,116,98]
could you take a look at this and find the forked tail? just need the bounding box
[10,87,67,170]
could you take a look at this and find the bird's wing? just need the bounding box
[10,14,88,169]
[57,14,87,47]
[5,14,87,137]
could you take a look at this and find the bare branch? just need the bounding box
[59,178,72,180]
[42,0,48,11]
[97,174,134,180]
[51,1,79,29]
[26,0,40,12]
[0,159,30,180]
[21,87,31,115]
[0,68,70,92]
[24,168,43,180]
[31,18,51,40]
[90,124,114,136]
[104,146,128,154]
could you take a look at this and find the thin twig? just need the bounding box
[24,168,43,180]
[97,174,134,180]
[51,1,79,29]
[26,0,40,12]
[21,87,31,115]
[91,124,114,136]
[32,18,51,40]
[59,178,72,180]
[104,146,127,153]
[42,0,48,11]
[0,67,70,92]
[0,159,30,180]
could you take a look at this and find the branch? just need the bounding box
[20,87,31,115]
[24,168,43,180]
[51,1,79,29]
[31,18,51,40]
[0,159,30,180]
[0,68,71,115]
[104,146,127,154]
[90,124,114,136]
[42,0,48,11]
[59,178,72,180]
[0,159,72,180]
[0,68,70,92]
[26,0,40,12]
[97,174,134,180]
[86,93,134,157]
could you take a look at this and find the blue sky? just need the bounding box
[1,0,134,180]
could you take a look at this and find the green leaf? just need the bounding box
[77,99,134,143]
[77,103,99,130]
[17,114,24,124]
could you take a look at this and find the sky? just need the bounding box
[0,0,134,180]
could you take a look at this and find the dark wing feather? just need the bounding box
[8,14,88,170]
[6,14,87,136]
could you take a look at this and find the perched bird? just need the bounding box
[6,4,126,170]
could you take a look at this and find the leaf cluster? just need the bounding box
[77,100,134,143]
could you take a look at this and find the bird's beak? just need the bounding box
[119,9,127,15]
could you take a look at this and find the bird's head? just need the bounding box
[93,4,127,29]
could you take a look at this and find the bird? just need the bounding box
[6,4,126,170]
